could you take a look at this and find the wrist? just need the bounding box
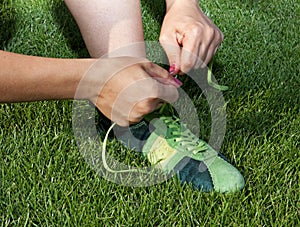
[0,51,96,102]
[59,58,96,100]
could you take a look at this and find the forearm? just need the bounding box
[0,50,95,103]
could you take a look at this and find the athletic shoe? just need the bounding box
[102,113,245,193]
[141,116,245,192]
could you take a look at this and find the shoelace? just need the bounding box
[160,117,208,154]
[102,122,146,174]
[207,59,229,91]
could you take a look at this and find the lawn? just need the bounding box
[0,0,299,226]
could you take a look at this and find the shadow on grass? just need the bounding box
[51,0,89,58]
[0,0,17,49]
[141,0,166,25]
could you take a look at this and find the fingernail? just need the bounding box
[173,77,182,86]
[169,63,176,75]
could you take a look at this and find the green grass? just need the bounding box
[0,0,299,226]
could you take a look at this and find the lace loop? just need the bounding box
[160,117,208,154]
[102,123,146,174]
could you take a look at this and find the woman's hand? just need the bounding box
[0,52,177,127]
[160,0,224,74]
[79,57,179,126]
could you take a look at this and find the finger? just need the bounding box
[132,98,163,116]
[202,44,217,68]
[159,34,181,75]
[194,44,204,69]
[202,31,224,67]
[197,27,217,68]
[143,61,169,79]
[126,98,164,126]
[200,29,224,68]
[110,78,178,125]
[144,62,182,87]
[125,79,179,113]
[180,32,201,73]
[156,82,179,104]
[155,100,164,110]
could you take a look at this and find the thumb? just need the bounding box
[143,61,182,88]
[159,34,181,75]
[156,82,179,104]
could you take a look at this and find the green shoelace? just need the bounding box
[160,117,208,154]
[207,59,229,91]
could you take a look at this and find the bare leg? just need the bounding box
[64,0,145,58]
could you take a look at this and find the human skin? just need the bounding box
[64,0,145,58]
[65,0,224,73]
[0,0,222,126]
[0,51,178,126]
[0,50,94,102]
[64,0,223,123]
[75,56,179,126]
[161,0,224,73]
[64,0,180,125]
[0,0,180,126]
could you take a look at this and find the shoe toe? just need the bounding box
[174,155,245,193]
[207,154,245,193]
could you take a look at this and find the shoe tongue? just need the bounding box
[149,118,169,137]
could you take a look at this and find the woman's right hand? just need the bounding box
[77,57,180,126]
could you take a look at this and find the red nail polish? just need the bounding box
[169,63,176,75]
[173,77,182,86]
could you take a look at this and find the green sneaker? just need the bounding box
[100,114,244,193]
[141,116,245,193]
